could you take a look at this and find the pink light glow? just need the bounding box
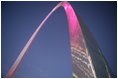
[62,2,85,50]
[6,2,96,78]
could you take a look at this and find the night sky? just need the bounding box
[1,1,117,78]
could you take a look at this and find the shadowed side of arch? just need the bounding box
[6,1,110,78]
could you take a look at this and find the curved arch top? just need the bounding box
[6,1,112,78]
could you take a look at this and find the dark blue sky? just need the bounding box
[1,1,117,78]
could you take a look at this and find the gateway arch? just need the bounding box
[6,2,112,78]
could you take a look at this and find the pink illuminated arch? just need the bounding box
[6,2,96,78]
